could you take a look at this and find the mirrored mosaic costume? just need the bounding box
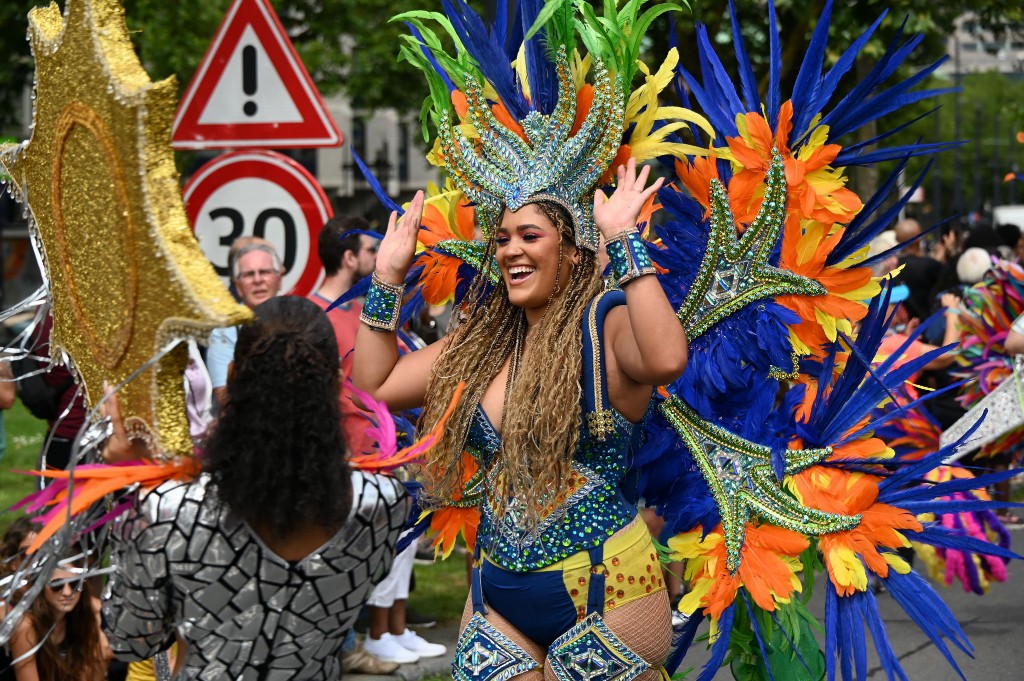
[104,471,409,680]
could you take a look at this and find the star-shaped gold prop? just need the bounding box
[661,396,860,574]
[1,0,250,456]
[677,149,825,347]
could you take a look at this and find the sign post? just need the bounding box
[183,151,333,298]
[172,0,342,149]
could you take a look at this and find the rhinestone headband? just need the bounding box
[436,47,624,252]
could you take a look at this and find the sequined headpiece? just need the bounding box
[436,48,624,252]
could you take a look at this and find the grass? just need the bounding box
[0,400,48,534]
[411,550,471,624]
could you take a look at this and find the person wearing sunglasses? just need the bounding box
[7,548,109,681]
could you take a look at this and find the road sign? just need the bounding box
[172,0,342,149]
[183,151,332,297]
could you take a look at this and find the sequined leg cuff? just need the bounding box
[360,273,404,332]
[605,230,656,287]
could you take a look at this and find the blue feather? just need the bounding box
[766,0,782,128]
[836,140,961,167]
[494,0,509,58]
[824,586,839,681]
[518,0,558,114]
[830,156,926,266]
[350,147,402,214]
[405,23,457,93]
[667,12,704,144]
[442,0,528,118]
[903,527,1020,562]
[664,612,704,675]
[884,569,972,678]
[789,0,834,138]
[694,24,744,130]
[833,104,948,162]
[676,62,738,138]
[859,589,909,681]
[696,603,735,681]
[740,591,776,681]
[727,0,759,113]
[812,11,887,129]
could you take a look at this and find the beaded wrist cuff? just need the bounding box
[360,273,404,332]
[605,230,656,287]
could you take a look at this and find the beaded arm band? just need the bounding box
[360,273,404,332]
[605,229,656,287]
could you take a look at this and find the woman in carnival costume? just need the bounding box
[357,130,685,677]
[347,1,1019,679]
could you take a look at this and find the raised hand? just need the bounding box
[593,158,664,238]
[375,190,425,285]
[100,383,152,463]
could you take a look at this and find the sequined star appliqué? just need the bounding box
[677,149,826,343]
[661,396,860,573]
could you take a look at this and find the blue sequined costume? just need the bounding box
[455,291,667,669]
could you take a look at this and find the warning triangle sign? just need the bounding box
[172,0,342,149]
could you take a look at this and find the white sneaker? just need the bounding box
[394,629,447,658]
[363,633,420,664]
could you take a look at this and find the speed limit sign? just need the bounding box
[183,150,332,297]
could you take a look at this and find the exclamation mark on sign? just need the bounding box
[242,45,258,117]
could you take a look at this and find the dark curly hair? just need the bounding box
[203,296,352,539]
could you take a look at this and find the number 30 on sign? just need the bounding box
[183,150,332,297]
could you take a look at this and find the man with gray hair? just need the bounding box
[207,237,284,407]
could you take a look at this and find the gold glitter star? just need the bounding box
[1,0,250,456]
[661,396,860,574]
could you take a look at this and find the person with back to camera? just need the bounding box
[102,297,410,680]
[354,150,688,676]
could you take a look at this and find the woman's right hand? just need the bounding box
[375,190,424,285]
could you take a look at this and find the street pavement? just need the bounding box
[350,527,1024,680]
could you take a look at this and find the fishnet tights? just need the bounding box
[458,589,671,681]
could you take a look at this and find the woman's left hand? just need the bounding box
[593,158,664,238]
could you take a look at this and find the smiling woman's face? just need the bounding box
[496,204,577,312]
[44,567,82,614]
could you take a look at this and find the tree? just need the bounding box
[0,0,478,132]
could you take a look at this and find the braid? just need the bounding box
[204,297,352,540]
[418,201,602,528]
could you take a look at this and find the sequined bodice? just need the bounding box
[466,400,642,572]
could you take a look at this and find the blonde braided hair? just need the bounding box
[418,201,603,528]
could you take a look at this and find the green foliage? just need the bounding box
[0,401,49,536]
[410,551,470,623]
[727,594,825,681]
[1,0,1019,139]
[879,70,1024,222]
[0,0,451,131]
